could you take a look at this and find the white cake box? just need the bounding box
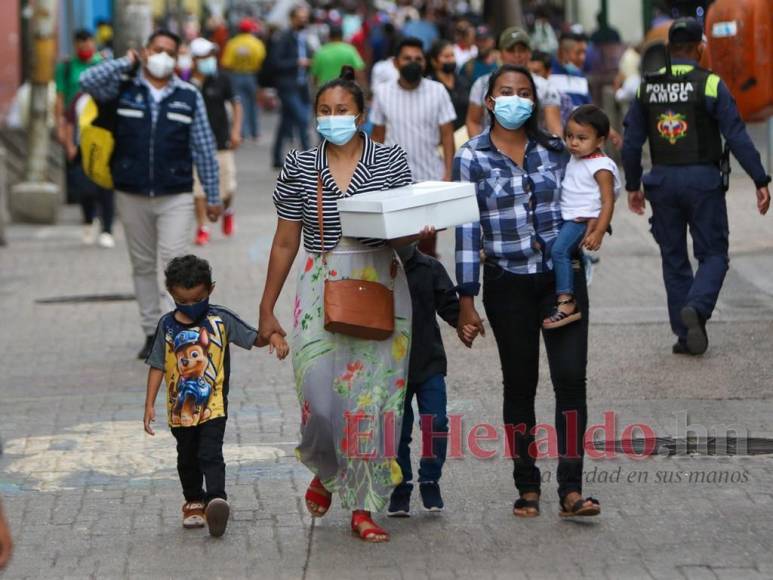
[336,181,479,239]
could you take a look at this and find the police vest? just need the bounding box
[638,66,722,166]
[110,82,198,195]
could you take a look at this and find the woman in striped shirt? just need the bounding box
[258,68,429,543]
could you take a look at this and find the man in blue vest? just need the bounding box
[622,18,771,356]
[81,29,222,359]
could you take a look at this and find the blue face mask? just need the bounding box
[493,95,534,130]
[316,115,359,145]
[564,62,582,75]
[196,56,217,76]
[176,298,209,322]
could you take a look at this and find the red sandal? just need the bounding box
[305,476,332,517]
[351,510,390,543]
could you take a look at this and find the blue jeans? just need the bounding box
[230,73,259,139]
[552,220,587,295]
[396,374,448,488]
[272,86,310,167]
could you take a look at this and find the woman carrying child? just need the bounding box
[257,67,432,543]
[454,64,603,519]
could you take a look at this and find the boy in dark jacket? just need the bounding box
[388,243,464,516]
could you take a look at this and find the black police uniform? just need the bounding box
[622,24,770,350]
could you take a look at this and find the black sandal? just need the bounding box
[543,297,582,330]
[559,496,601,517]
[513,495,540,518]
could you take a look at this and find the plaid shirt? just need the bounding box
[79,56,220,204]
[453,130,570,296]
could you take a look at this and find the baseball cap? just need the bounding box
[499,27,531,51]
[238,17,257,33]
[476,25,493,40]
[669,17,703,44]
[190,37,216,57]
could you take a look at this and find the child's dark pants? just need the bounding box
[396,374,449,488]
[171,417,227,502]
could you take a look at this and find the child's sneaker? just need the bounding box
[205,498,230,537]
[195,225,210,246]
[222,210,235,237]
[420,482,444,512]
[387,484,412,517]
[182,501,206,528]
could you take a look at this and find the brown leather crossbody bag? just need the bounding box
[316,174,395,341]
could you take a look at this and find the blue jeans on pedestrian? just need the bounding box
[552,220,587,296]
[396,374,448,489]
[272,86,311,167]
[230,73,259,139]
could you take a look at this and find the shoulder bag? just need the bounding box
[316,174,396,341]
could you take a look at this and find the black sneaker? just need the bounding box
[680,306,708,355]
[387,484,412,517]
[205,498,230,537]
[672,340,691,355]
[137,335,154,360]
[419,482,444,512]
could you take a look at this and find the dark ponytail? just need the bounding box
[314,65,365,113]
[485,64,561,152]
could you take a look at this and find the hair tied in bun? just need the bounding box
[339,65,356,81]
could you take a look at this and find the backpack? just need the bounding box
[78,95,115,189]
[78,67,138,189]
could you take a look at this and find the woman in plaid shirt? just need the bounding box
[453,64,601,519]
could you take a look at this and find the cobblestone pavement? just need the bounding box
[1,119,773,579]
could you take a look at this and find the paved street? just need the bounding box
[1,117,772,580]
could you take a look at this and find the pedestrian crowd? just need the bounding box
[2,1,768,560]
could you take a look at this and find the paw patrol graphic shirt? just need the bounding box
[146,306,258,428]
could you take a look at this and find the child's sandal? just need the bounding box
[543,297,582,330]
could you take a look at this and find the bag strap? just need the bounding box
[315,171,398,281]
[316,173,328,269]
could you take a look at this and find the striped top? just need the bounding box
[369,78,456,181]
[273,132,413,253]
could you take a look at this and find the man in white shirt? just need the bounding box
[371,37,456,182]
[466,27,563,137]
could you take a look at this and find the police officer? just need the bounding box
[622,17,771,356]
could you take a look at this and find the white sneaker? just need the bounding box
[82,224,98,245]
[97,232,115,249]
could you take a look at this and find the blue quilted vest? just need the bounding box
[111,82,198,195]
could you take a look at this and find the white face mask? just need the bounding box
[177,53,193,71]
[146,51,177,79]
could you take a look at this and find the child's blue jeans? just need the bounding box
[552,220,587,295]
[396,374,448,488]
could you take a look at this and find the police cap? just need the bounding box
[669,18,703,44]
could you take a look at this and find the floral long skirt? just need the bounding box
[291,237,412,512]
